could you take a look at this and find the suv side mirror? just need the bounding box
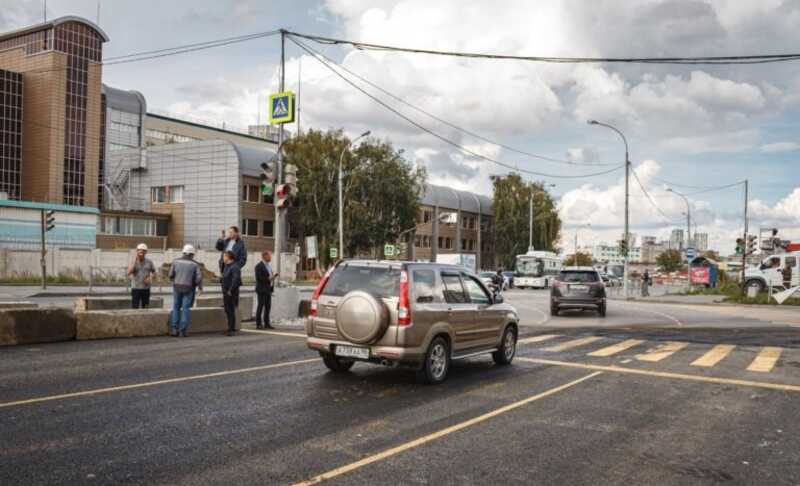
[493,294,504,305]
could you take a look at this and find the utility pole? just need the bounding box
[274,30,286,279]
[40,209,47,290]
[528,192,534,252]
[741,179,749,293]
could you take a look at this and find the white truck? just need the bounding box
[743,251,799,292]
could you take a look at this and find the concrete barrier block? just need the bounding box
[0,302,38,309]
[76,309,170,340]
[273,287,300,320]
[0,308,76,346]
[195,295,253,321]
[186,306,240,333]
[75,296,164,312]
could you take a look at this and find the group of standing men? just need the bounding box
[126,225,278,337]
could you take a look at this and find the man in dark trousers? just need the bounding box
[128,243,156,309]
[221,250,242,336]
[782,261,793,290]
[215,226,247,274]
[255,250,278,329]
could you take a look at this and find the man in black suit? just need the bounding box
[255,250,278,329]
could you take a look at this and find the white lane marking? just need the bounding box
[615,301,684,326]
[518,334,561,344]
[241,329,306,338]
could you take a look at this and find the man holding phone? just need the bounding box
[255,250,278,329]
[215,226,247,274]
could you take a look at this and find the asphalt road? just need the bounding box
[2,290,800,485]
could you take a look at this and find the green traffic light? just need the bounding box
[261,183,273,196]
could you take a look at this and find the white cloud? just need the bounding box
[761,142,800,153]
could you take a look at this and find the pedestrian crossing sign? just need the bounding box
[269,91,295,124]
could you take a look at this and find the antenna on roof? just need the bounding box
[43,0,47,22]
[96,0,101,25]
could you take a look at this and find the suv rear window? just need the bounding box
[322,265,401,298]
[559,271,599,283]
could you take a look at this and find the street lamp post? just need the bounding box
[588,120,631,299]
[667,188,692,291]
[574,223,591,263]
[338,130,371,259]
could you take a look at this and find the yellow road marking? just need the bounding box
[588,339,645,357]
[291,371,601,486]
[0,358,319,409]
[517,357,800,393]
[747,347,783,373]
[241,329,306,338]
[543,336,603,352]
[691,344,735,367]
[636,341,688,362]
[518,334,561,344]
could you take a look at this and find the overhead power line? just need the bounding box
[631,168,683,224]
[287,31,800,65]
[289,36,624,180]
[293,38,619,167]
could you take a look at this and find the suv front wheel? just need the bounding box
[321,353,355,373]
[493,326,517,365]
[417,336,451,384]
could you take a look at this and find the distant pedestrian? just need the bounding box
[255,250,278,329]
[215,226,247,274]
[221,250,242,336]
[168,244,203,337]
[782,262,793,289]
[641,269,650,297]
[128,243,156,309]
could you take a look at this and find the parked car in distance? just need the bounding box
[550,267,607,317]
[306,260,520,384]
[502,271,515,289]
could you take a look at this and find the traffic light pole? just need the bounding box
[274,30,286,279]
[741,179,749,294]
[40,209,47,290]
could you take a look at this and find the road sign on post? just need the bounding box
[685,247,696,261]
[269,91,295,124]
[384,244,395,257]
[330,247,338,259]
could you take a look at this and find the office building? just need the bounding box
[670,229,685,250]
[695,232,708,252]
[0,16,108,207]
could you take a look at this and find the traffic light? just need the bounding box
[275,184,290,210]
[284,163,299,197]
[259,161,276,196]
[735,237,744,255]
[619,239,628,257]
[45,210,55,232]
[746,234,757,255]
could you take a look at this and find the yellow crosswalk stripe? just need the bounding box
[543,336,603,353]
[588,339,645,357]
[518,334,561,345]
[747,347,783,373]
[636,341,688,362]
[691,344,735,367]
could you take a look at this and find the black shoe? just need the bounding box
[264,324,273,329]
[226,331,236,336]
[169,330,178,337]
[256,324,264,329]
[180,331,188,337]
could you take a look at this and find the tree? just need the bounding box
[283,129,426,266]
[492,174,560,270]
[564,252,593,267]
[657,249,683,272]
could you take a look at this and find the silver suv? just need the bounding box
[305,260,519,384]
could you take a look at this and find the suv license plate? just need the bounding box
[570,284,589,291]
[335,345,370,359]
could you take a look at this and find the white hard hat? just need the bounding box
[182,244,196,254]
[136,243,148,251]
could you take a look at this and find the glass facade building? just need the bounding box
[0,69,22,199]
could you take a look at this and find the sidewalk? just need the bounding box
[0,284,316,300]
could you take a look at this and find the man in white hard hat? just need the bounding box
[127,243,156,309]
[168,244,203,337]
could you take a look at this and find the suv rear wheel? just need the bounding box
[492,326,517,365]
[417,336,450,384]
[321,353,355,373]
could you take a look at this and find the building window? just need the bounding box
[423,210,432,223]
[98,216,156,236]
[145,129,199,144]
[242,184,260,203]
[262,220,274,237]
[242,219,258,236]
[0,69,23,200]
[151,185,183,203]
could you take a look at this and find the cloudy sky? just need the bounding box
[4,0,800,253]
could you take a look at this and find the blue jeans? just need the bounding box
[171,288,195,334]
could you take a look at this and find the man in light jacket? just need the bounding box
[168,244,203,337]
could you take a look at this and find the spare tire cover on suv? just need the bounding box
[336,290,389,344]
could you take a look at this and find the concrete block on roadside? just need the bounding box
[0,308,76,346]
[195,295,253,321]
[0,302,38,309]
[186,306,240,333]
[272,287,300,320]
[76,309,170,340]
[74,296,164,312]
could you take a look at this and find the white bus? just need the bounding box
[514,250,562,289]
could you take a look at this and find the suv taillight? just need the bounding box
[398,269,411,326]
[310,266,335,317]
